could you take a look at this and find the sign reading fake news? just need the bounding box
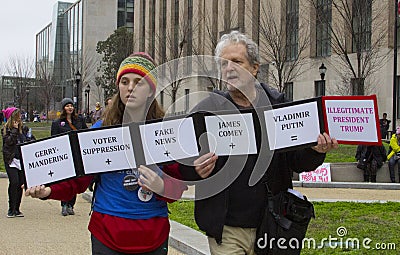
[139,117,199,164]
[77,126,136,174]
[322,95,381,145]
[20,134,76,188]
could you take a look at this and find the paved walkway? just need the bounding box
[0,177,182,255]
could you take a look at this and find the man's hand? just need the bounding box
[312,132,339,153]
[193,152,218,178]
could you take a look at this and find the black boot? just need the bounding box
[370,175,377,183]
[364,175,370,182]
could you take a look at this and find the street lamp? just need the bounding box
[315,63,327,97]
[319,63,327,80]
[26,88,30,122]
[85,84,91,116]
[75,71,81,113]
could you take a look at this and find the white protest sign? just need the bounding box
[323,96,380,144]
[264,101,320,150]
[21,135,76,188]
[140,117,199,164]
[78,126,136,174]
[205,113,257,156]
[299,163,331,182]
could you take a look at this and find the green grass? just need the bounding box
[169,201,400,254]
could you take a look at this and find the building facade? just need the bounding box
[35,0,134,112]
[133,0,400,127]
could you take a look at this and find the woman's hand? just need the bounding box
[24,185,51,199]
[138,165,164,195]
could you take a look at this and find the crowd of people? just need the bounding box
[0,31,398,254]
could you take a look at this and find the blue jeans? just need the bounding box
[388,156,399,182]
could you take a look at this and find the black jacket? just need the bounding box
[355,145,386,168]
[179,83,325,243]
[2,127,26,165]
[51,116,88,136]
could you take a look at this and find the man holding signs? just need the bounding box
[179,31,338,255]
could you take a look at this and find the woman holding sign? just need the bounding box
[25,52,186,254]
[51,97,88,216]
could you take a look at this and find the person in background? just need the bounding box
[1,107,26,218]
[104,97,113,108]
[387,126,400,183]
[91,102,103,124]
[51,98,88,216]
[355,144,386,182]
[25,52,186,254]
[379,113,391,139]
[179,31,338,255]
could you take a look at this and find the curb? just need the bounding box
[292,181,400,190]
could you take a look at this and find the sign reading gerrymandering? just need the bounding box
[20,134,76,188]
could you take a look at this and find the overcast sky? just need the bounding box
[0,0,74,74]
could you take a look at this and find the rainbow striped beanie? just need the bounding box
[116,52,157,91]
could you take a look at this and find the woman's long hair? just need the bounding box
[59,106,77,120]
[102,93,164,127]
[2,109,22,135]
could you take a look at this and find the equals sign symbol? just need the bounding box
[291,135,298,141]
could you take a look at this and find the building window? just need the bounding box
[185,88,190,112]
[284,82,293,101]
[314,80,326,97]
[352,0,371,52]
[351,78,364,95]
[316,0,331,57]
[286,0,299,60]
[140,1,146,51]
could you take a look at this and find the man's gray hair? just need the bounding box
[215,31,260,65]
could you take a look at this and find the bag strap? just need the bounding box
[265,183,292,230]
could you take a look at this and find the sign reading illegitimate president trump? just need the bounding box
[322,95,381,145]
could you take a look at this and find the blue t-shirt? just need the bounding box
[91,120,168,219]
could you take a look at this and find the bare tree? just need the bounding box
[4,55,34,109]
[309,0,389,95]
[36,60,55,119]
[257,1,311,93]
[155,11,198,113]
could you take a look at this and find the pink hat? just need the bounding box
[396,126,400,135]
[2,107,18,120]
